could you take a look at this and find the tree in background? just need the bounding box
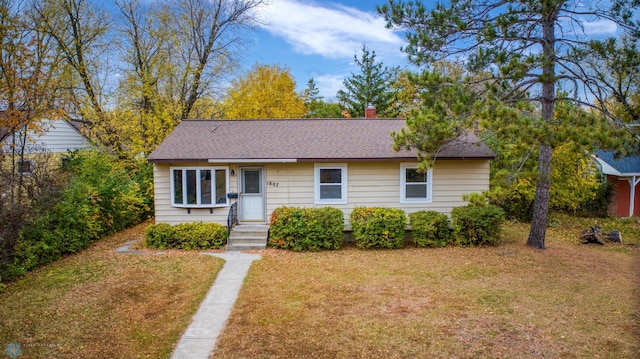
[576,36,640,153]
[379,0,639,249]
[303,78,343,118]
[0,0,69,201]
[303,78,320,104]
[107,0,178,159]
[222,64,306,119]
[34,0,109,123]
[487,102,605,220]
[167,0,265,121]
[337,44,399,118]
[30,0,263,159]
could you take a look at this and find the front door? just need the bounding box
[240,167,265,222]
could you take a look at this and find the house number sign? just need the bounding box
[267,181,279,187]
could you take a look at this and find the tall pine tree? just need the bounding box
[379,0,640,249]
[337,44,399,118]
[303,78,343,118]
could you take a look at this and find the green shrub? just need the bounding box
[575,181,613,217]
[350,207,407,249]
[3,149,151,282]
[62,150,148,233]
[410,211,451,247]
[268,206,344,251]
[174,223,227,250]
[488,188,533,222]
[15,194,102,272]
[130,159,155,217]
[144,222,227,250]
[451,204,505,246]
[144,223,175,249]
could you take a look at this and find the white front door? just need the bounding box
[240,167,265,222]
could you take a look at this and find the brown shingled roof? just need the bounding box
[147,119,495,163]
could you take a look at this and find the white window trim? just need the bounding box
[400,163,433,203]
[170,166,229,208]
[314,163,348,205]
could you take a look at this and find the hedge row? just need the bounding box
[4,150,151,280]
[267,204,505,251]
[145,222,227,250]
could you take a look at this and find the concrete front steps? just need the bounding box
[226,224,269,251]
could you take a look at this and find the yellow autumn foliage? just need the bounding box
[222,64,306,119]
[511,143,601,211]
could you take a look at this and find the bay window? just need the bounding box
[171,167,228,207]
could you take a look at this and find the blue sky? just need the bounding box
[242,0,623,101]
[243,0,411,100]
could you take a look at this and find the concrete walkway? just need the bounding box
[171,252,262,359]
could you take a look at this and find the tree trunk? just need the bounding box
[528,142,551,249]
[527,7,557,250]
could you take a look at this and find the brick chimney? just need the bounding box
[365,104,377,118]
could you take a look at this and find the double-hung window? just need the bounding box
[401,164,432,203]
[314,164,347,204]
[171,167,229,207]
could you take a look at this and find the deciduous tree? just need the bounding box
[0,0,67,200]
[575,36,640,153]
[34,0,110,119]
[222,64,306,119]
[167,0,265,120]
[110,0,177,159]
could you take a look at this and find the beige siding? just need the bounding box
[265,160,490,227]
[153,160,490,227]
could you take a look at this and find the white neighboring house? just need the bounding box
[1,118,92,173]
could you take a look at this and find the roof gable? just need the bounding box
[1,118,91,154]
[147,119,496,163]
[596,151,640,175]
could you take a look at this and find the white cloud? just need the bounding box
[258,0,404,60]
[314,73,344,100]
[583,19,618,35]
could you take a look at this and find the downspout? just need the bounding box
[629,176,640,217]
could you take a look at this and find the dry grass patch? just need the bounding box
[0,221,223,358]
[216,219,640,358]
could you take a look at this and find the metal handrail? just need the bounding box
[227,201,238,239]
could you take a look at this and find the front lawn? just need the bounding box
[215,216,640,358]
[0,222,223,359]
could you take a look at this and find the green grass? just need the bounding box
[0,222,224,359]
[215,216,640,358]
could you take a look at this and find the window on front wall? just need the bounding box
[314,164,347,204]
[401,164,432,203]
[171,167,228,207]
[17,159,33,174]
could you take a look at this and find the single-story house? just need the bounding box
[594,151,640,217]
[147,118,495,228]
